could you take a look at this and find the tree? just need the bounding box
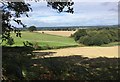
[73,29,87,41]
[79,35,92,45]
[1,0,74,45]
[1,1,32,45]
[28,26,37,32]
[47,2,74,13]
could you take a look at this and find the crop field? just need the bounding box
[2,31,119,58]
[36,46,119,58]
[36,31,76,37]
[2,31,78,48]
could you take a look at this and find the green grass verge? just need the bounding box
[101,42,120,47]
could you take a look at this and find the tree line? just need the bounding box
[72,28,120,46]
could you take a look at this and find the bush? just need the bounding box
[79,36,93,46]
[6,37,15,45]
[72,29,87,41]
[32,42,40,50]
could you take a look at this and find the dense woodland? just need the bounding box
[72,28,120,46]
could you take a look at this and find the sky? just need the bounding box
[10,0,119,27]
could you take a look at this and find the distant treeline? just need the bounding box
[71,28,120,46]
[19,25,119,31]
[37,25,119,31]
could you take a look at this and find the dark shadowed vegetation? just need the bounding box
[2,47,120,80]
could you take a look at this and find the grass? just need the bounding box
[2,31,79,49]
[101,42,120,47]
[1,31,119,49]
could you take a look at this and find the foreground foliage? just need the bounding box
[2,47,120,80]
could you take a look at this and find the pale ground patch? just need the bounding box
[34,46,119,58]
[36,31,76,37]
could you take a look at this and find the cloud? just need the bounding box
[101,2,118,13]
[11,2,118,27]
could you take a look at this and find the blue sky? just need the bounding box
[11,1,118,27]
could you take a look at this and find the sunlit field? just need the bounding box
[34,46,119,58]
[36,31,76,37]
[2,31,78,48]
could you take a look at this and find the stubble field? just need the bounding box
[34,46,119,58]
[36,31,76,37]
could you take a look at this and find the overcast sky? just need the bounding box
[11,0,119,27]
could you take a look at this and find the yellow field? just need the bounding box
[34,46,119,58]
[36,31,76,37]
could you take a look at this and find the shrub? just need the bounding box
[6,37,15,45]
[79,36,92,46]
[73,29,87,41]
[32,42,39,50]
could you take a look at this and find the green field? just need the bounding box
[1,31,119,49]
[2,31,79,48]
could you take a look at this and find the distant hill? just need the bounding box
[36,25,119,31]
[19,25,119,31]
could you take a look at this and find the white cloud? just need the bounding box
[11,2,118,27]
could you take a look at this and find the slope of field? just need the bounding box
[34,46,119,58]
[36,31,76,37]
[4,31,78,48]
[101,42,120,47]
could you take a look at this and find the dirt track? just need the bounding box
[34,46,119,58]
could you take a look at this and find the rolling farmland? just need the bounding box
[2,31,119,58]
[3,31,78,48]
